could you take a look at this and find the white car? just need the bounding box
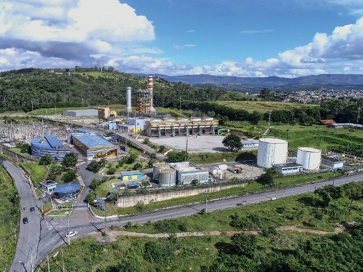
[65,231,78,238]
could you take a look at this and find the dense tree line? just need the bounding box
[0,68,244,112]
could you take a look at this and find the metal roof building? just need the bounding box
[170,162,209,185]
[71,133,118,162]
[54,184,81,196]
[62,109,98,117]
[31,135,70,161]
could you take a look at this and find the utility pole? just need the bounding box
[30,245,34,272]
[185,131,189,162]
[61,249,65,272]
[104,202,107,235]
[67,214,70,245]
[47,255,50,272]
[205,192,208,214]
[268,111,271,128]
[356,107,361,131]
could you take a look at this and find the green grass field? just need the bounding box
[39,182,363,272]
[269,125,363,153]
[9,147,32,159]
[0,166,20,271]
[19,162,47,186]
[215,101,318,113]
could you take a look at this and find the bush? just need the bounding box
[133,162,143,171]
[106,167,116,175]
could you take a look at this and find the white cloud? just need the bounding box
[0,0,156,67]
[184,44,196,47]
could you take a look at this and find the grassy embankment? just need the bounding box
[0,166,20,271]
[39,182,363,272]
[19,162,47,186]
[92,171,339,216]
[9,147,33,159]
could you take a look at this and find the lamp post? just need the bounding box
[286,129,289,141]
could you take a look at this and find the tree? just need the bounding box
[62,169,77,183]
[222,134,242,152]
[106,167,116,175]
[133,162,143,170]
[259,87,271,100]
[87,160,102,173]
[257,168,282,187]
[39,155,52,165]
[63,153,78,168]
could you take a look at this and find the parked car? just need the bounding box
[30,207,35,212]
[66,231,78,238]
[23,217,28,224]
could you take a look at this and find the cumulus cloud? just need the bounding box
[0,0,156,69]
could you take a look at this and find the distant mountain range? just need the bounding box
[134,73,363,92]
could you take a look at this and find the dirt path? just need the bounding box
[90,224,345,243]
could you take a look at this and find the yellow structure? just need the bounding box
[98,107,117,119]
[136,89,152,114]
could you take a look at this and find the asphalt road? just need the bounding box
[33,172,363,268]
[0,159,41,272]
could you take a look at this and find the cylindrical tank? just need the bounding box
[126,87,132,114]
[159,168,176,187]
[257,138,288,168]
[296,147,321,170]
[153,163,169,180]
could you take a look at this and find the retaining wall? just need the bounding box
[116,183,246,208]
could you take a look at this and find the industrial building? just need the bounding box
[62,109,98,117]
[31,135,70,161]
[145,118,219,137]
[321,156,344,169]
[296,147,321,170]
[153,163,177,187]
[328,123,363,129]
[170,162,209,185]
[241,139,259,148]
[135,76,156,114]
[71,133,118,162]
[274,163,303,175]
[120,171,142,181]
[257,138,288,168]
[98,107,117,120]
[40,180,57,192]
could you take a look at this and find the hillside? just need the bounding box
[135,73,363,92]
[0,68,244,112]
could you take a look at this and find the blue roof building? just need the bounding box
[120,171,143,181]
[31,135,70,161]
[71,133,118,162]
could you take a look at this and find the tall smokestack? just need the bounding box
[126,87,132,115]
[148,75,156,113]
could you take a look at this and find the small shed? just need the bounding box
[321,156,344,169]
[120,171,142,181]
[274,163,303,175]
[40,180,57,192]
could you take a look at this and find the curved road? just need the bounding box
[2,158,362,271]
[0,159,41,272]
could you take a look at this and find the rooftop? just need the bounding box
[44,135,64,148]
[170,162,202,172]
[274,163,303,168]
[73,133,114,149]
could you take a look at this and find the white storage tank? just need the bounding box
[296,147,321,170]
[159,168,176,187]
[257,138,288,168]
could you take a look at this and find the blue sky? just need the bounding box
[1,0,363,77]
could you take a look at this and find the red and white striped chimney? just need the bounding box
[148,75,156,112]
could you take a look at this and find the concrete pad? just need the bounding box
[149,135,228,153]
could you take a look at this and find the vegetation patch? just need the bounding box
[19,162,47,186]
[0,166,20,271]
